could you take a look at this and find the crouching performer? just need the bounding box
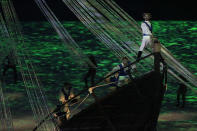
[53,82,79,127]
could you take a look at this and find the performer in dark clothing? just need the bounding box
[176,76,187,108]
[84,55,97,88]
[2,51,17,83]
[53,82,78,127]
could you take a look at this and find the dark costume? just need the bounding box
[2,53,17,83]
[55,83,73,129]
[109,75,119,89]
[84,55,97,88]
[176,75,188,108]
[177,83,187,108]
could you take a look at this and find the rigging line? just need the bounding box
[0,3,53,130]
[69,0,145,73]
[0,20,15,131]
[8,0,54,115]
[0,12,44,126]
[78,0,147,61]
[70,0,139,58]
[33,53,153,131]
[1,81,14,131]
[108,0,141,33]
[168,69,197,94]
[35,0,95,68]
[72,0,123,60]
[42,1,81,49]
[0,15,46,130]
[71,0,138,64]
[161,46,197,86]
[48,53,154,114]
[89,0,141,41]
[107,0,197,87]
[0,88,6,131]
[72,0,195,88]
[68,0,125,57]
[0,20,41,129]
[64,0,122,59]
[70,93,90,117]
[86,0,140,42]
[0,81,14,131]
[33,2,82,127]
[16,56,43,126]
[64,0,146,70]
[76,0,127,58]
[78,1,152,59]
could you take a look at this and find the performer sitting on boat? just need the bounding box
[137,13,153,61]
[53,82,79,126]
[107,57,136,87]
[83,55,97,89]
[2,50,17,83]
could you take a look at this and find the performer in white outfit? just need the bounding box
[137,13,153,61]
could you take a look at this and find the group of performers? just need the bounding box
[53,13,154,127]
[1,13,188,129]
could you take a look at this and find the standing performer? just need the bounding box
[2,50,17,83]
[137,13,153,61]
[176,75,188,108]
[84,55,97,88]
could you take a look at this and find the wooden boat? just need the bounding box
[60,69,165,131]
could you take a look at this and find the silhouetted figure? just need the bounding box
[2,51,17,83]
[84,55,97,88]
[53,82,77,127]
[176,76,187,108]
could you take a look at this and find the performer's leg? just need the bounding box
[182,93,186,108]
[137,37,146,61]
[12,65,17,83]
[90,70,96,86]
[176,92,180,107]
[3,65,9,76]
[84,70,91,88]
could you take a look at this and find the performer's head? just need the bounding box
[143,13,151,21]
[88,55,95,62]
[122,57,129,66]
[153,38,159,43]
[63,82,72,89]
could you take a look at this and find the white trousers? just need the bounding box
[139,36,152,51]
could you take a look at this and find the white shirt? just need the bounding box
[141,21,152,36]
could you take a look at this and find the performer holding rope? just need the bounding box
[137,13,153,61]
[107,57,136,87]
[53,82,79,127]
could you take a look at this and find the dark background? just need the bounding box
[7,0,197,21]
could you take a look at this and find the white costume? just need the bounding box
[139,21,153,51]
